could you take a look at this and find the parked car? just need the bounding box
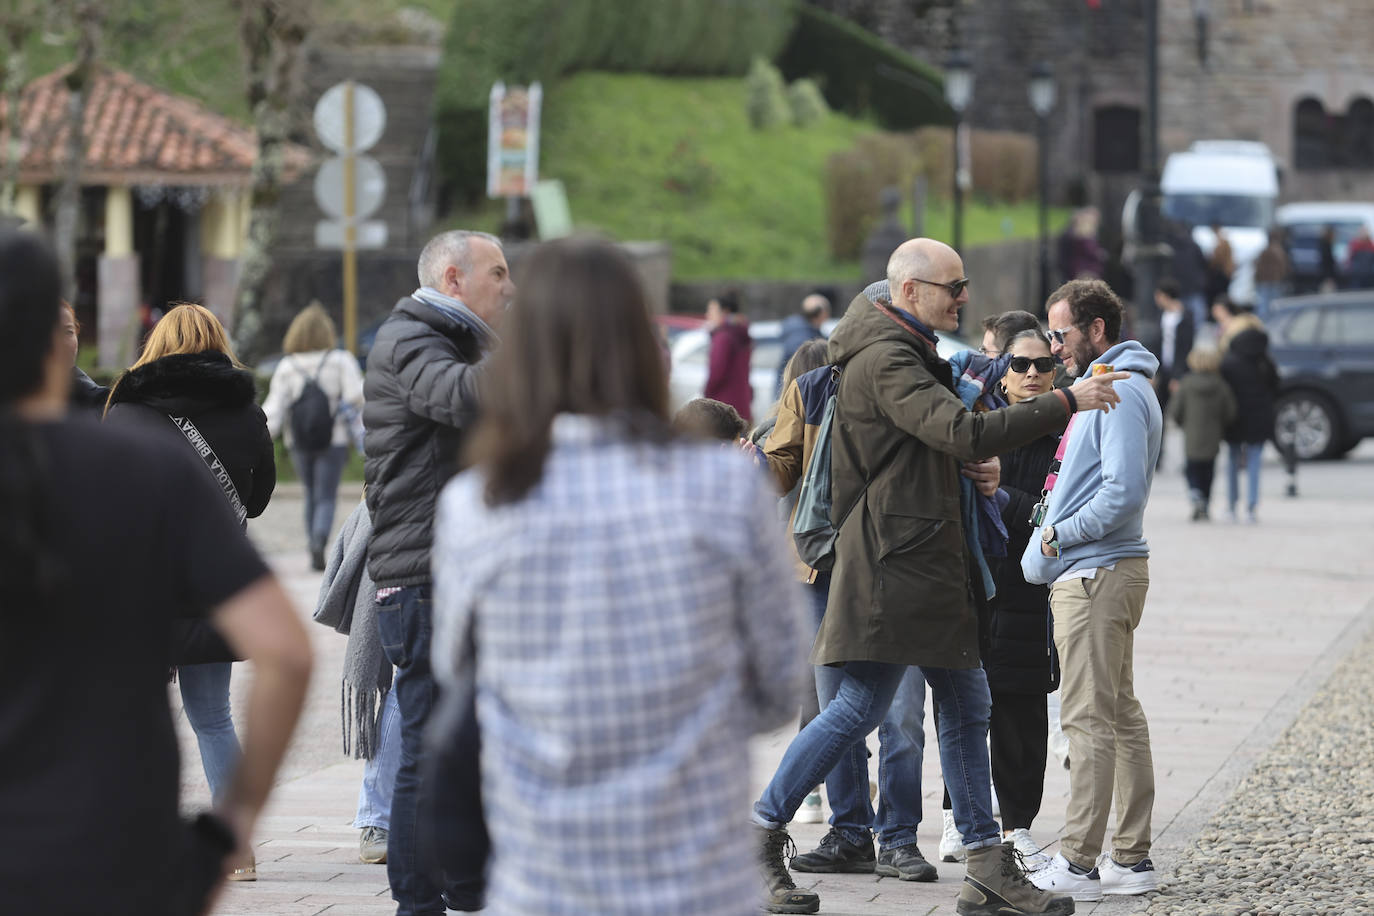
[1275,201,1374,294]
[668,318,973,423]
[1267,291,1374,459]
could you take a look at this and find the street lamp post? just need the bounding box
[1029,61,1056,311]
[944,48,973,253]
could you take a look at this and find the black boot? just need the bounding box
[791,827,876,873]
[756,825,820,914]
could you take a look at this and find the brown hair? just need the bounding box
[1045,278,1124,343]
[675,398,746,441]
[1186,346,1222,373]
[466,237,672,506]
[61,300,80,335]
[282,301,337,354]
[106,302,239,413]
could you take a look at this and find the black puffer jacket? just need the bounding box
[363,296,486,589]
[104,351,276,518]
[1221,326,1278,444]
[984,430,1061,695]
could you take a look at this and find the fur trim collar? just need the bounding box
[109,351,257,410]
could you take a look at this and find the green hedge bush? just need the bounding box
[774,3,949,131]
[435,0,797,203]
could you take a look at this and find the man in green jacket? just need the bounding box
[752,238,1128,916]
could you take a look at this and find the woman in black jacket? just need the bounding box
[104,303,275,880]
[1217,305,1278,524]
[986,329,1065,868]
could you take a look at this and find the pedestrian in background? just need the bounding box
[753,338,828,450]
[1168,221,1210,329]
[1167,347,1236,522]
[104,302,277,881]
[674,396,747,441]
[704,289,753,423]
[776,293,830,396]
[1056,207,1106,283]
[1215,299,1278,524]
[431,237,807,916]
[364,229,513,915]
[1205,223,1235,307]
[1253,228,1290,319]
[263,301,365,569]
[60,301,108,410]
[0,230,311,915]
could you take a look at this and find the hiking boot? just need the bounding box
[359,825,388,864]
[959,842,1076,915]
[795,791,825,824]
[757,825,820,914]
[1005,828,1051,871]
[940,809,967,862]
[1098,854,1159,895]
[1029,852,1102,902]
[876,843,938,881]
[791,827,875,873]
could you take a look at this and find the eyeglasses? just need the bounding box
[1008,356,1057,374]
[1048,325,1077,345]
[978,346,1001,357]
[911,276,971,297]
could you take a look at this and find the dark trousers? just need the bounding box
[938,690,1049,831]
[988,690,1049,830]
[1184,458,1217,508]
[376,585,444,916]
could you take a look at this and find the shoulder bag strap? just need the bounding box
[168,414,249,526]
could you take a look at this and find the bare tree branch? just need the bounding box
[52,0,102,300]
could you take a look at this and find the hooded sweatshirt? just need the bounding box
[1021,340,1162,585]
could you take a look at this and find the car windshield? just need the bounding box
[1163,193,1274,229]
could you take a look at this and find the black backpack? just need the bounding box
[289,352,336,451]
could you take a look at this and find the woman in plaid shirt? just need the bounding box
[431,238,810,915]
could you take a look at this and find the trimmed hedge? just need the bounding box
[775,3,950,131]
[435,0,797,203]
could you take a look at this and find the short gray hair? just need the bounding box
[886,243,932,292]
[417,230,502,289]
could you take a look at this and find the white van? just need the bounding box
[1160,141,1280,306]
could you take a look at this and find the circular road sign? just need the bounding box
[313,155,387,220]
[313,82,386,154]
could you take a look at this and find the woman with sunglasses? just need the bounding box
[982,328,1068,868]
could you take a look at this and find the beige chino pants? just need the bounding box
[1049,556,1155,868]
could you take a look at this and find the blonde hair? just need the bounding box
[106,303,239,414]
[1186,346,1222,372]
[282,301,337,354]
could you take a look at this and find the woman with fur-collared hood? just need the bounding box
[104,301,275,881]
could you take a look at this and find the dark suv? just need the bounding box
[1268,292,1374,459]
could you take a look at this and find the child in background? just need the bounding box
[674,397,748,442]
[1167,347,1237,521]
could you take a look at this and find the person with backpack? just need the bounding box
[263,302,365,570]
[753,238,1128,916]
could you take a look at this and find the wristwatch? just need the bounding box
[1042,524,1061,557]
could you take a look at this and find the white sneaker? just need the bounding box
[939,809,966,863]
[796,791,825,824]
[1098,854,1159,895]
[1029,853,1103,902]
[1005,828,1051,871]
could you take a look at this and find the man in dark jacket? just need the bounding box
[1145,278,1194,468]
[364,229,513,916]
[751,237,1128,916]
[775,292,830,396]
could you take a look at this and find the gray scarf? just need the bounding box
[314,500,391,759]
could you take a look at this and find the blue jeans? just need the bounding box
[1227,441,1264,513]
[1185,292,1208,330]
[354,680,401,831]
[377,585,445,915]
[178,662,240,804]
[804,577,927,850]
[292,444,349,554]
[1255,282,1282,320]
[755,661,1000,850]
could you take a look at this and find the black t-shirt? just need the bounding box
[0,416,269,915]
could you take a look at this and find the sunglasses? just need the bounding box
[1048,325,1076,345]
[1008,356,1057,374]
[911,276,971,297]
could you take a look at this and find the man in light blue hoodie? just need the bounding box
[1021,279,1163,904]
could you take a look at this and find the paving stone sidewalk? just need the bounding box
[197,439,1374,915]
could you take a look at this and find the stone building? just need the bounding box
[811,0,1374,239]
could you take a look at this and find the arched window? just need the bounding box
[1093,105,1141,173]
[1345,97,1374,169]
[1294,97,1330,170]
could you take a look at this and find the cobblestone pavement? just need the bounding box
[186,435,1374,915]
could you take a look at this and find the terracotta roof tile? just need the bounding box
[4,65,309,185]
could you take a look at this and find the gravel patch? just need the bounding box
[1135,627,1374,916]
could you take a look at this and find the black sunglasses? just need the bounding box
[911,276,971,297]
[1008,356,1057,374]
